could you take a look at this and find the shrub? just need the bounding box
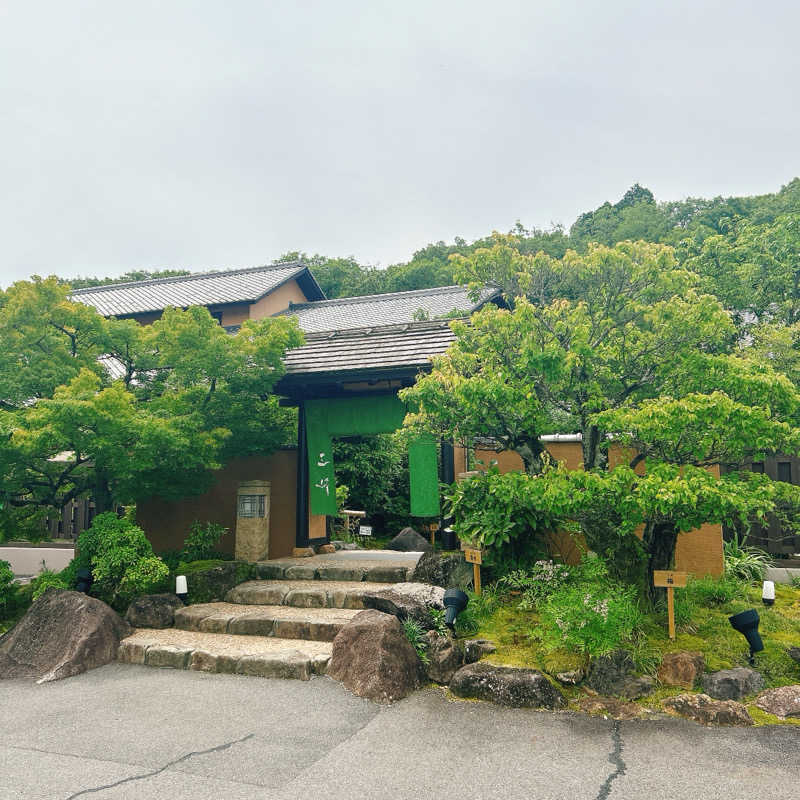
[31,569,68,600]
[75,512,169,611]
[496,560,572,609]
[0,560,14,616]
[723,533,771,583]
[179,521,228,563]
[445,467,554,574]
[537,583,643,657]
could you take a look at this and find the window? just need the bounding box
[238,494,265,518]
[778,462,793,483]
[752,462,765,474]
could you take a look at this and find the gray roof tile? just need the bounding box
[71,262,323,317]
[279,285,499,333]
[282,320,456,377]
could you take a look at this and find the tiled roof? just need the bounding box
[281,320,456,378]
[279,285,500,333]
[71,262,324,317]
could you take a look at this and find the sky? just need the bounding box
[1,0,799,287]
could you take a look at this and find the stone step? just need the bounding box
[118,628,331,681]
[226,580,388,609]
[253,554,419,584]
[173,602,360,642]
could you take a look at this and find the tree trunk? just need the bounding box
[516,439,547,475]
[93,473,114,516]
[581,423,608,471]
[641,519,679,607]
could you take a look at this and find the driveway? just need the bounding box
[0,665,798,800]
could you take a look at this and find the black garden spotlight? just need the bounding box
[75,568,93,594]
[443,588,469,631]
[728,608,764,665]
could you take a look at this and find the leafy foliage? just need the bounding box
[723,533,771,583]
[179,521,228,563]
[402,618,429,664]
[0,281,303,539]
[444,467,554,571]
[332,434,412,535]
[75,513,169,611]
[0,560,14,616]
[496,560,572,610]
[537,582,642,658]
[31,569,69,600]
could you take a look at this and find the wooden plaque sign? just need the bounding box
[653,570,688,588]
[464,548,482,565]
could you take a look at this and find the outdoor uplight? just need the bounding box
[728,608,764,664]
[175,575,188,605]
[762,580,775,607]
[75,568,92,594]
[443,588,469,630]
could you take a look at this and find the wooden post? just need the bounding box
[667,586,675,640]
[464,547,482,596]
[653,570,688,641]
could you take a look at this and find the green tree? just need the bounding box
[0,282,303,540]
[449,239,734,469]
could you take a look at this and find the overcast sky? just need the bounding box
[1,0,799,287]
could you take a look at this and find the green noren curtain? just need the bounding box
[305,395,440,518]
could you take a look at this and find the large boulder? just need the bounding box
[386,527,432,553]
[125,594,183,629]
[449,662,566,709]
[0,590,131,683]
[361,582,445,629]
[586,650,654,699]
[701,667,764,701]
[326,610,422,703]
[424,631,464,684]
[662,693,753,726]
[411,551,473,588]
[787,647,800,665]
[657,651,705,689]
[755,685,800,719]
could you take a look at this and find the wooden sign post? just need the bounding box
[464,548,482,595]
[653,570,688,640]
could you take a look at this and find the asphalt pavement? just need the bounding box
[1,665,798,800]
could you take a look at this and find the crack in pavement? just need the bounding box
[595,721,625,800]
[62,733,255,799]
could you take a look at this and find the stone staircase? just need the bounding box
[118,551,421,681]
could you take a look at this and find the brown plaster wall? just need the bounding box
[218,303,251,326]
[251,279,308,320]
[137,450,298,560]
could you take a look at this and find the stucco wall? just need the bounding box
[250,279,308,320]
[137,450,298,560]
[463,441,724,577]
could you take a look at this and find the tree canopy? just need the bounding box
[0,278,302,540]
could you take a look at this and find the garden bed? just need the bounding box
[465,578,800,725]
